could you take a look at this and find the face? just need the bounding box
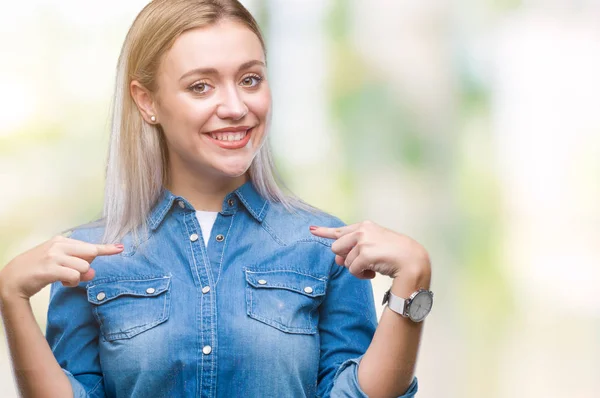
[134,20,271,183]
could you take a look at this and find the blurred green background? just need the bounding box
[1,1,599,397]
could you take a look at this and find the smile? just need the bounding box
[209,130,248,141]
[204,127,254,149]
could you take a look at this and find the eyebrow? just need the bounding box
[179,60,266,81]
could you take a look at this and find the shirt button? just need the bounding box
[202,286,211,294]
[215,234,224,242]
[227,198,235,207]
[178,200,185,209]
[96,292,106,301]
[190,233,199,242]
[146,288,156,294]
[258,279,267,285]
[202,345,212,355]
[303,286,314,294]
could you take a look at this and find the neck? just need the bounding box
[166,160,249,212]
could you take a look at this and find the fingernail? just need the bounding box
[309,226,318,231]
[115,244,124,249]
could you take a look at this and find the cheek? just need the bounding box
[248,90,272,120]
[160,94,215,129]
[186,101,215,127]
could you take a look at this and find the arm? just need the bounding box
[316,260,378,398]
[357,273,428,396]
[45,280,106,398]
[316,259,419,398]
[0,294,74,398]
[312,221,430,397]
[0,233,121,398]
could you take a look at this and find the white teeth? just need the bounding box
[209,131,247,141]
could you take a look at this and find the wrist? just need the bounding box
[0,278,27,308]
[0,294,30,313]
[390,269,431,298]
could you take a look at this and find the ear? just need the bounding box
[130,80,158,124]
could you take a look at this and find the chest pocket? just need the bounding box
[245,269,327,334]
[87,276,171,341]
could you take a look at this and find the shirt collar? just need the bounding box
[148,180,269,231]
[231,179,270,222]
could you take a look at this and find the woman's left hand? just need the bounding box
[309,221,431,281]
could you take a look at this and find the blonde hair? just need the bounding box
[97,0,317,244]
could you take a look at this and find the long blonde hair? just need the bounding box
[99,0,316,244]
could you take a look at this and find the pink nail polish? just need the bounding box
[309,226,318,231]
[115,244,124,249]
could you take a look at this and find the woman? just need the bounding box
[0,1,432,397]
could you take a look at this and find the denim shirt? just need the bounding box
[45,181,418,398]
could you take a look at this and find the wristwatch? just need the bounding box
[382,288,434,322]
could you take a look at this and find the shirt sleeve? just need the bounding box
[317,260,419,398]
[45,231,105,398]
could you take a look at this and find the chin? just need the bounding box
[217,162,252,178]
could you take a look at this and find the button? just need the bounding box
[96,292,106,301]
[202,345,212,355]
[178,200,185,209]
[258,279,267,285]
[146,288,156,294]
[190,233,199,242]
[202,286,211,294]
[227,198,235,207]
[303,286,313,294]
[215,234,224,242]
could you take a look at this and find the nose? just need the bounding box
[216,85,248,120]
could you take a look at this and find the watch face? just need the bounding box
[408,291,433,322]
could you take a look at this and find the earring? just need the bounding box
[150,115,156,123]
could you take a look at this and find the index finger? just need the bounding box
[95,243,124,256]
[309,223,360,239]
[61,239,124,258]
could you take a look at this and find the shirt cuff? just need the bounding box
[331,356,419,398]
[62,369,89,398]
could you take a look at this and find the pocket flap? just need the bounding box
[245,269,326,297]
[87,276,171,305]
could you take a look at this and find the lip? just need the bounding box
[204,127,253,150]
[207,125,251,134]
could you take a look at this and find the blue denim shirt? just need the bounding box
[46,181,418,397]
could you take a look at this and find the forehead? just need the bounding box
[162,20,265,76]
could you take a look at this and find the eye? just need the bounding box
[189,81,212,95]
[240,74,263,88]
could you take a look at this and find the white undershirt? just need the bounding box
[195,210,219,247]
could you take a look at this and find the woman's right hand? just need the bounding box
[0,235,123,302]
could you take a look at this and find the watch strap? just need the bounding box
[382,289,408,317]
